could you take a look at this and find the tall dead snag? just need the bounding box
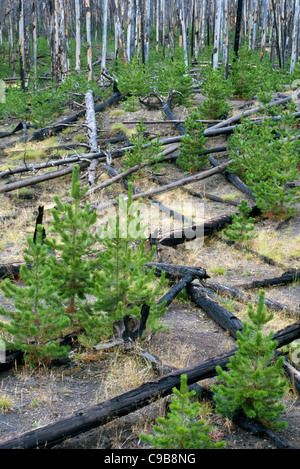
[0,319,299,449]
[111,0,128,65]
[85,90,99,188]
[100,0,108,76]
[233,0,244,57]
[18,0,25,90]
[212,0,221,70]
[75,0,81,73]
[180,0,189,66]
[85,0,93,80]
[290,0,300,72]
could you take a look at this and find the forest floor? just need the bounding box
[0,88,299,450]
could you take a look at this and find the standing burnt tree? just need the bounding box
[0,1,299,83]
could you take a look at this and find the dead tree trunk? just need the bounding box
[75,0,81,73]
[84,89,99,187]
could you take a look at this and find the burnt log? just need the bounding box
[0,261,24,280]
[201,280,300,317]
[155,205,261,247]
[0,320,299,449]
[187,283,244,339]
[85,90,99,188]
[99,164,194,225]
[33,206,46,244]
[217,236,288,270]
[238,270,300,290]
[0,162,89,195]
[231,413,294,449]
[208,155,256,201]
[0,90,123,151]
[146,262,210,282]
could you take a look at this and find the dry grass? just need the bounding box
[249,229,300,264]
[102,349,156,399]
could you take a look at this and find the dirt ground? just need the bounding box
[0,89,299,450]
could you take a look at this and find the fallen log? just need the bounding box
[0,89,123,151]
[201,280,300,317]
[0,162,89,194]
[208,155,256,201]
[231,413,294,450]
[94,160,233,212]
[84,144,180,198]
[146,262,210,282]
[0,319,298,449]
[217,236,289,270]
[155,206,261,247]
[99,164,194,226]
[238,270,300,290]
[187,283,244,339]
[148,173,240,206]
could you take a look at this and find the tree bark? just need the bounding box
[85,89,99,187]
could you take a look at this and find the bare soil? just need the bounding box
[0,91,299,450]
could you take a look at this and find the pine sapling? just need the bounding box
[198,67,231,120]
[222,199,257,242]
[212,290,288,430]
[45,164,100,335]
[123,118,162,175]
[92,182,168,341]
[177,108,208,172]
[140,374,226,449]
[0,225,71,366]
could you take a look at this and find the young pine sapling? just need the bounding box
[212,290,288,430]
[0,225,71,366]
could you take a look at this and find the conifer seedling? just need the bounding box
[0,225,71,366]
[212,290,288,430]
[222,199,257,242]
[140,374,226,449]
[123,118,162,175]
[45,164,100,336]
[177,108,208,172]
[92,182,168,341]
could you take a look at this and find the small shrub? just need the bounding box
[116,56,152,97]
[91,182,168,340]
